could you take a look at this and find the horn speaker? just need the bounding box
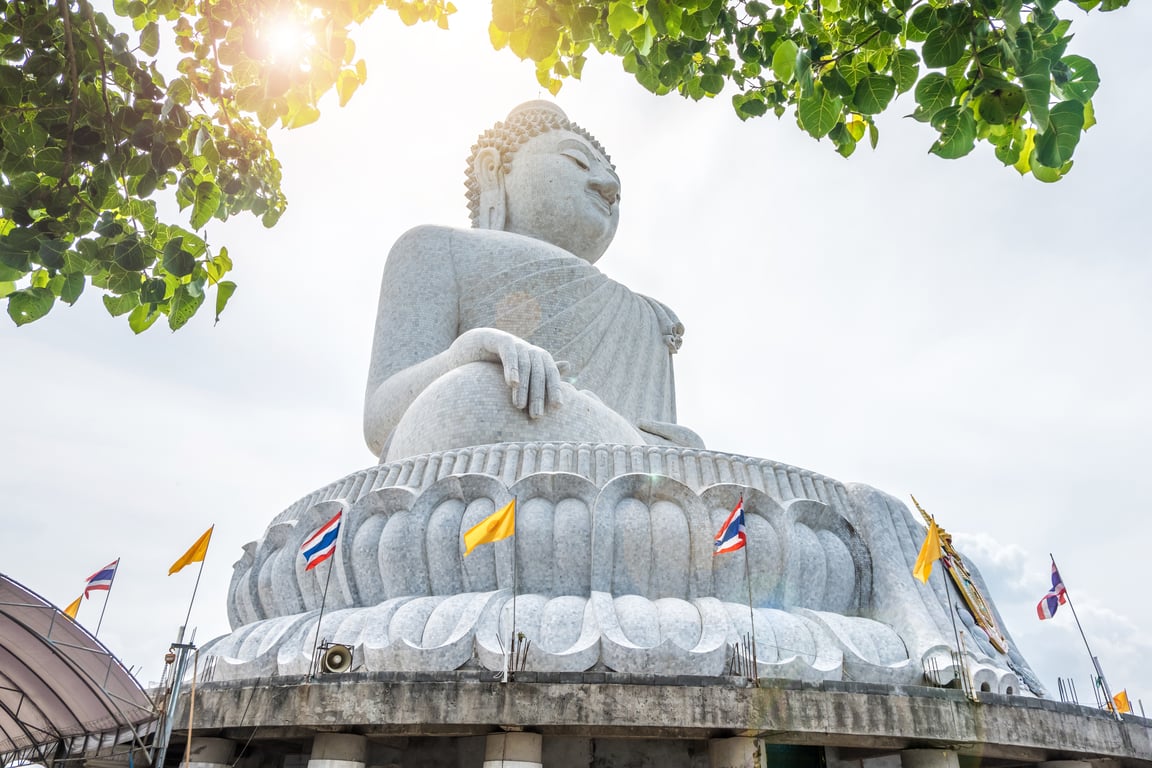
[320,643,353,673]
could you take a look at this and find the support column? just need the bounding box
[709,737,765,768]
[483,732,542,768]
[308,733,368,768]
[899,749,959,768]
[179,737,236,768]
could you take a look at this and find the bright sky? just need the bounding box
[2,2,1149,713]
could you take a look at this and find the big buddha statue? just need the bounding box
[209,102,1042,696]
[363,101,703,462]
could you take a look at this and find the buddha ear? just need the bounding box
[473,146,506,231]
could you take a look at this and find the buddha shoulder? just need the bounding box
[386,224,580,273]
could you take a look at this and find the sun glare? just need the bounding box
[262,16,309,64]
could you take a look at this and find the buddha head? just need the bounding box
[465,101,621,264]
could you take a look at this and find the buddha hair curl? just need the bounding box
[465,101,615,227]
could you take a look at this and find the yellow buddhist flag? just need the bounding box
[913,518,942,583]
[462,500,516,557]
[63,594,83,620]
[169,525,214,575]
[1113,689,1132,714]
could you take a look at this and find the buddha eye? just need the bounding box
[562,151,590,171]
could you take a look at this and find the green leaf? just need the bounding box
[795,49,813,98]
[976,83,1024,125]
[102,291,140,317]
[191,181,221,230]
[39,240,68,270]
[1013,128,1036,175]
[1059,55,1099,104]
[168,283,205,330]
[59,273,85,305]
[214,280,237,323]
[114,237,147,270]
[34,147,65,177]
[771,40,799,83]
[912,73,954,122]
[529,25,561,61]
[929,106,977,159]
[6,288,54,326]
[892,50,920,94]
[907,6,938,42]
[853,75,896,115]
[797,88,844,139]
[607,2,644,38]
[140,21,159,56]
[838,57,870,89]
[141,277,167,303]
[1034,100,1084,168]
[700,73,724,95]
[167,76,192,106]
[337,69,360,107]
[1033,160,1071,183]
[163,238,196,277]
[128,302,160,334]
[1082,99,1096,130]
[285,105,321,130]
[923,23,968,68]
[1021,59,1052,131]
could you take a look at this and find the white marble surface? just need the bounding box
[207,104,1039,692]
[363,103,700,462]
[212,443,1034,692]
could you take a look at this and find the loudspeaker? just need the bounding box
[320,643,353,673]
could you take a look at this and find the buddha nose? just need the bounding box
[589,168,620,206]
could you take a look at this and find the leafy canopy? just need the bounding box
[0,0,1127,330]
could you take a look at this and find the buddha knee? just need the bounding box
[385,362,645,461]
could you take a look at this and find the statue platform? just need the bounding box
[172,672,1152,767]
[207,442,1036,694]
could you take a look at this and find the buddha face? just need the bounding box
[502,129,621,264]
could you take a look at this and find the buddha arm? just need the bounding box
[364,227,461,456]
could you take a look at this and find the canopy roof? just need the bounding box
[0,574,156,764]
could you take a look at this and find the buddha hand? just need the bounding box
[450,327,569,419]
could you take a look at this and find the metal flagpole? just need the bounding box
[94,558,119,638]
[309,554,337,681]
[180,525,213,641]
[934,518,971,696]
[505,496,518,684]
[1051,554,1120,719]
[738,497,759,686]
[182,648,199,768]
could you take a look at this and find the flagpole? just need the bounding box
[1051,554,1119,719]
[505,496,518,684]
[180,525,213,642]
[309,555,337,681]
[94,558,119,637]
[738,497,759,686]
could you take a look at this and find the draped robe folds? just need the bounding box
[458,250,679,429]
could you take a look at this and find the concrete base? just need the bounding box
[899,750,957,768]
[709,738,764,768]
[308,733,368,768]
[170,675,1151,768]
[178,736,235,768]
[482,732,542,768]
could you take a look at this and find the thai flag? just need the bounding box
[301,510,342,571]
[1036,562,1068,620]
[713,498,747,555]
[84,559,119,598]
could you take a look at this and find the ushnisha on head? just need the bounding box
[465,101,622,264]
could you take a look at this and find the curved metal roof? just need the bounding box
[0,574,157,764]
